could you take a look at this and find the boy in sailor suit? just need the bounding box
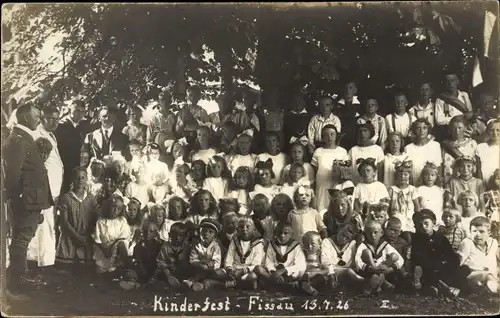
[321,224,364,290]
[355,220,404,295]
[223,217,265,290]
[254,222,307,292]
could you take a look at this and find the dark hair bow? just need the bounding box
[356,157,376,167]
[394,157,413,171]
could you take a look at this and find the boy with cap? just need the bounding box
[184,218,225,291]
[411,209,471,297]
[223,217,265,290]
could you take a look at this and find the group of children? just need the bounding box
[32,79,500,298]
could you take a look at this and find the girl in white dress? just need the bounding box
[190,125,217,164]
[203,155,231,202]
[312,124,349,212]
[250,159,281,203]
[349,122,385,184]
[92,194,132,274]
[280,137,315,186]
[416,162,446,223]
[142,143,170,188]
[441,115,478,184]
[280,163,311,201]
[382,132,408,188]
[353,158,390,219]
[226,166,253,216]
[87,158,106,196]
[226,129,258,175]
[404,118,443,186]
[388,158,418,232]
[255,132,288,184]
[477,119,500,185]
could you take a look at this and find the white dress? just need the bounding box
[383,153,408,188]
[226,153,257,175]
[255,152,288,185]
[203,177,228,202]
[477,143,499,184]
[192,148,217,164]
[92,216,131,273]
[416,185,445,223]
[348,145,385,184]
[353,181,390,206]
[404,141,443,186]
[312,147,349,212]
[388,185,418,232]
[124,182,150,209]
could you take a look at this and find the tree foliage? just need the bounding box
[2,2,498,119]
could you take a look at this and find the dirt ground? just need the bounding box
[2,265,499,316]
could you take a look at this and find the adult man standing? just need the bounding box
[27,107,64,270]
[82,106,130,161]
[146,90,177,147]
[3,103,53,299]
[55,100,91,192]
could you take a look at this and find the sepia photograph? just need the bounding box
[1,1,499,316]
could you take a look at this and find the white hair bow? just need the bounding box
[237,129,254,138]
[234,102,246,111]
[289,135,309,146]
[177,137,188,146]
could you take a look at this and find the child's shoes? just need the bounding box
[191,282,205,292]
[486,279,499,294]
[413,266,423,290]
[300,281,319,296]
[167,275,181,288]
[437,280,460,298]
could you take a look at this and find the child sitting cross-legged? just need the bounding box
[457,216,499,294]
[184,218,226,292]
[120,221,162,290]
[254,221,307,292]
[223,217,265,290]
[156,222,191,289]
[411,209,471,297]
[354,220,404,296]
[321,224,366,291]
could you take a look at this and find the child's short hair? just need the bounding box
[149,203,167,219]
[453,155,477,174]
[176,163,191,175]
[394,92,408,102]
[190,160,207,179]
[469,216,491,229]
[207,155,232,179]
[386,217,402,230]
[167,196,188,219]
[219,198,240,215]
[274,220,293,234]
[170,222,187,235]
[356,157,377,174]
[442,208,462,223]
[419,162,441,186]
[321,124,339,136]
[386,132,406,154]
[302,231,321,245]
[103,194,126,218]
[292,185,315,207]
[412,209,436,224]
[129,138,144,149]
[189,189,218,216]
[141,220,159,234]
[252,193,270,207]
[364,219,382,231]
[255,159,275,181]
[449,114,466,127]
[410,118,432,135]
[356,121,376,139]
[237,216,255,229]
[487,169,500,191]
[270,193,294,218]
[457,190,479,208]
[35,137,53,156]
[289,162,306,177]
[229,166,254,191]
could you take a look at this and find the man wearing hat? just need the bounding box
[3,102,53,300]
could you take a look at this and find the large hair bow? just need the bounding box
[356,117,372,125]
[208,153,226,165]
[332,159,352,167]
[177,137,188,146]
[289,135,309,147]
[327,189,351,201]
[237,128,254,139]
[393,157,413,171]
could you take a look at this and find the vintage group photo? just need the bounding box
[1,2,499,316]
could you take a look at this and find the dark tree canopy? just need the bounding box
[2,2,498,120]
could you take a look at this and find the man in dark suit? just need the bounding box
[3,102,53,299]
[55,100,93,193]
[82,106,130,161]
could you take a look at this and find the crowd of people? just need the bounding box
[2,71,500,302]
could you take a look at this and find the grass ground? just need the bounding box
[2,265,499,316]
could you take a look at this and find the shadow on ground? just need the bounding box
[2,266,499,316]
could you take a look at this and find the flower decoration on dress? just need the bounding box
[289,135,309,147]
